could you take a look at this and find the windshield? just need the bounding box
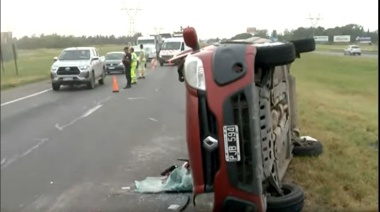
[161,42,181,50]
[138,39,155,45]
[58,50,91,60]
[105,53,124,60]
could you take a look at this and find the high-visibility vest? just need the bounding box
[131,52,138,66]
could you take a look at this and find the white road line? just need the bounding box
[1,138,48,170]
[55,104,103,131]
[1,158,6,165]
[1,89,51,107]
[149,118,158,122]
[127,97,146,100]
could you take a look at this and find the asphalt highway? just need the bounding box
[1,65,194,212]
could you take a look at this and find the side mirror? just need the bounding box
[53,57,58,61]
[92,56,99,61]
[183,27,200,51]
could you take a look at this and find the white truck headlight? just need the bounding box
[184,55,206,91]
[79,65,90,70]
[118,62,123,66]
[51,65,58,71]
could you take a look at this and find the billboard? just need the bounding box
[246,27,257,34]
[313,36,329,42]
[1,32,12,44]
[356,36,371,44]
[333,35,351,43]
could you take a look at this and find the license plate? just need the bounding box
[63,78,73,81]
[108,67,115,70]
[223,125,241,162]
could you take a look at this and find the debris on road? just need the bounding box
[134,167,192,193]
[121,186,130,190]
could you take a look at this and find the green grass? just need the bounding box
[284,53,378,212]
[316,44,378,54]
[0,45,125,90]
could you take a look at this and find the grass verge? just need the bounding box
[0,45,124,90]
[316,44,378,55]
[284,53,378,212]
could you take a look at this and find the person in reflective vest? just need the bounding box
[130,47,138,84]
[138,44,147,79]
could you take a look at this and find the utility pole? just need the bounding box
[307,13,323,36]
[154,26,163,34]
[121,1,142,37]
[307,13,322,28]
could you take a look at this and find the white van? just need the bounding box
[158,37,191,66]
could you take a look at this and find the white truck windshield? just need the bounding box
[59,50,91,60]
[161,42,181,50]
[138,39,155,45]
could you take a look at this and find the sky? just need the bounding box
[1,0,378,39]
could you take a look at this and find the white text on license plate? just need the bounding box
[223,125,241,162]
[108,67,115,69]
[63,78,73,81]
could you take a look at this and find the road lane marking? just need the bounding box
[1,89,52,107]
[1,138,48,170]
[1,158,6,165]
[55,104,103,131]
[149,118,158,122]
[127,97,146,100]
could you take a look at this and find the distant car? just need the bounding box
[344,45,362,56]
[104,52,125,74]
[50,47,106,91]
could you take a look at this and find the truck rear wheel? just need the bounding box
[255,43,296,67]
[290,38,316,55]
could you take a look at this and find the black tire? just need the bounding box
[267,183,305,212]
[255,43,296,67]
[358,53,361,56]
[87,72,95,89]
[98,71,105,85]
[160,62,164,66]
[52,83,60,91]
[291,38,316,54]
[293,140,323,157]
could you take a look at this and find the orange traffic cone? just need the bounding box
[112,76,119,93]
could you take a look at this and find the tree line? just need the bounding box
[0,24,378,61]
[213,24,378,44]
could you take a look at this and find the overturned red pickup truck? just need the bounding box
[169,27,323,212]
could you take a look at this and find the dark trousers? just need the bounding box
[125,65,131,87]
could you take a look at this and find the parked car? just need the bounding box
[104,51,125,74]
[344,45,362,56]
[169,27,323,212]
[50,47,106,91]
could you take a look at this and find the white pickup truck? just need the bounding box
[50,47,106,91]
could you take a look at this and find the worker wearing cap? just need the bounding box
[122,46,132,89]
[138,44,147,79]
[130,47,138,84]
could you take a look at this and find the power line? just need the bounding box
[121,1,142,37]
[307,13,323,28]
[154,26,163,34]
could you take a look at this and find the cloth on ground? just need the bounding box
[134,167,192,193]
